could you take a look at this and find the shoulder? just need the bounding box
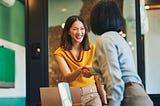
[89,43,96,51]
[54,47,65,55]
[101,31,121,44]
[90,43,95,49]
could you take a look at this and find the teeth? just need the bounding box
[76,35,82,39]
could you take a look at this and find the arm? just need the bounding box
[93,36,124,106]
[94,75,107,105]
[54,55,82,82]
[54,55,92,82]
[104,40,124,106]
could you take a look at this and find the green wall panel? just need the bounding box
[0,46,15,88]
[0,1,25,106]
[0,1,25,46]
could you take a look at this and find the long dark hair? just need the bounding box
[90,0,125,35]
[60,15,90,50]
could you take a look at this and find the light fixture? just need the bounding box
[61,8,67,12]
[61,23,65,29]
[145,4,160,10]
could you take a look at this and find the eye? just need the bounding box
[73,28,78,30]
[81,27,85,30]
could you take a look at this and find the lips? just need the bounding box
[76,35,83,39]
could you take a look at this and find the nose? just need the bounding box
[77,29,82,34]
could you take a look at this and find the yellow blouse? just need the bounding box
[54,44,95,87]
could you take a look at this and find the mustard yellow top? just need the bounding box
[54,44,95,87]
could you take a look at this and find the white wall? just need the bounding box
[145,10,160,94]
[0,39,26,97]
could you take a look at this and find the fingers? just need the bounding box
[81,66,94,78]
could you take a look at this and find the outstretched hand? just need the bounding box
[81,66,93,78]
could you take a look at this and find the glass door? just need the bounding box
[48,0,83,87]
[124,0,160,105]
[145,5,160,94]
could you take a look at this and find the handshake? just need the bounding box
[80,66,96,78]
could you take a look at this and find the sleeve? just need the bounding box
[92,36,124,106]
[54,47,64,57]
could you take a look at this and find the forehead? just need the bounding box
[71,20,84,28]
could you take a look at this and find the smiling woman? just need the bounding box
[48,0,100,87]
[53,15,103,105]
[48,0,83,87]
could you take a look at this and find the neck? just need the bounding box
[71,44,81,59]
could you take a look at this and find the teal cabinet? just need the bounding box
[0,46,15,88]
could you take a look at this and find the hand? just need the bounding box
[81,66,92,78]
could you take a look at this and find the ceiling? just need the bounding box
[48,0,82,27]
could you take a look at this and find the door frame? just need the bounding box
[25,0,49,105]
[135,0,160,106]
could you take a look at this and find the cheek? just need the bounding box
[69,32,75,37]
[69,30,75,35]
[83,32,86,36]
[69,32,76,39]
[83,30,86,34]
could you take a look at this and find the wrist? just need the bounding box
[102,102,107,106]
